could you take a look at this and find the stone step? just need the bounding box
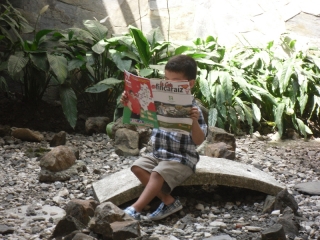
[92,156,285,205]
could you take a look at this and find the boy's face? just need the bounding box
[164,70,195,88]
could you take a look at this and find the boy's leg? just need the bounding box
[131,167,175,212]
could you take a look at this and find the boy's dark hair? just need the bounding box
[165,55,197,80]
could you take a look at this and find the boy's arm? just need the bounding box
[190,106,207,145]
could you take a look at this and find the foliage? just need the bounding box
[0,0,33,93]
[2,3,319,137]
[2,3,77,128]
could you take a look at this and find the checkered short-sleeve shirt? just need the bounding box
[149,99,207,172]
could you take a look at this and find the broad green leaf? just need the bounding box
[86,84,113,93]
[228,107,238,127]
[196,58,217,65]
[0,26,14,43]
[68,28,93,41]
[60,86,77,129]
[30,53,49,72]
[175,46,189,55]
[92,39,109,54]
[47,54,68,84]
[219,105,227,121]
[275,102,285,136]
[8,54,28,76]
[86,63,94,77]
[299,92,308,115]
[199,77,210,102]
[99,78,123,85]
[68,59,85,71]
[234,104,245,122]
[83,20,108,41]
[129,25,151,67]
[243,104,253,132]
[109,50,132,72]
[279,58,294,93]
[208,70,219,86]
[311,56,320,70]
[216,85,225,107]
[140,68,154,77]
[248,88,261,101]
[219,72,232,105]
[35,29,53,45]
[208,108,217,126]
[251,103,261,122]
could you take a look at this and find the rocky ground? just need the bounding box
[0,130,320,240]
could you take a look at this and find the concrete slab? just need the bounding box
[93,156,285,206]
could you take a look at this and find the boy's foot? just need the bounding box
[124,206,141,220]
[148,198,182,221]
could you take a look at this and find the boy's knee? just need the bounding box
[131,165,142,174]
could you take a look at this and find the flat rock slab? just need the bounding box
[294,181,320,195]
[92,156,285,206]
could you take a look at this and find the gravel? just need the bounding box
[0,132,319,240]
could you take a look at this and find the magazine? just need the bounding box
[122,71,193,135]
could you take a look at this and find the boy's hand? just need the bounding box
[189,107,200,123]
[120,91,128,106]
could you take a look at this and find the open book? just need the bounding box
[122,71,193,135]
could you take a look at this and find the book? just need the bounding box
[122,71,193,135]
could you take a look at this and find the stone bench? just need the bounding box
[92,156,285,206]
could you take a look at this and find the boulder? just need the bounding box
[12,128,44,142]
[85,117,110,135]
[40,146,76,172]
[50,131,67,147]
[114,128,140,156]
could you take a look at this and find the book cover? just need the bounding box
[123,71,193,134]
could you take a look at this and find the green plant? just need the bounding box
[3,4,77,128]
[58,19,126,115]
[0,0,33,94]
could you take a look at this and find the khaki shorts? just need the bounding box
[132,155,194,194]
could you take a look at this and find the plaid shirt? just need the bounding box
[150,99,207,172]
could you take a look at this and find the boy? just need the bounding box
[121,55,207,221]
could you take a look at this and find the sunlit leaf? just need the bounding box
[252,103,261,122]
[83,20,108,41]
[208,108,218,126]
[275,102,285,136]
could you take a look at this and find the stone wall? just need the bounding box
[2,0,319,47]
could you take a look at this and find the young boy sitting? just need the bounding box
[121,55,208,221]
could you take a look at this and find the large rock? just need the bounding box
[50,131,67,147]
[40,146,76,172]
[206,127,236,150]
[92,156,285,205]
[85,117,110,135]
[111,221,141,240]
[204,142,235,160]
[39,160,87,182]
[11,128,44,142]
[114,128,140,156]
[64,199,98,226]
